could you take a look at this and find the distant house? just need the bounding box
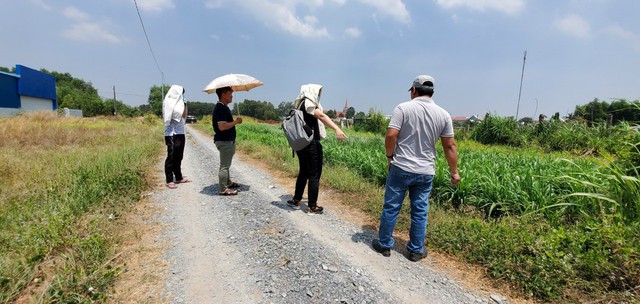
[452,115,483,126]
[452,116,469,124]
[0,64,57,116]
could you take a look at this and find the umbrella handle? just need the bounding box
[237,104,241,117]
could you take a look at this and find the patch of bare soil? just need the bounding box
[110,171,169,304]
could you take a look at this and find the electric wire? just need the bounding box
[133,0,165,84]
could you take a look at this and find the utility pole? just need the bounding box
[516,50,527,121]
[113,85,117,116]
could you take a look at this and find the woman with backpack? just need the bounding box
[287,84,347,214]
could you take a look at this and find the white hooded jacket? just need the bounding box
[294,84,327,139]
[162,85,186,127]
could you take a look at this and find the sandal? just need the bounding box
[177,178,192,183]
[227,182,241,188]
[287,199,301,209]
[166,182,178,189]
[218,188,238,196]
[307,206,324,214]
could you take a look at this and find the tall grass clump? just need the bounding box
[471,114,640,165]
[0,112,161,303]
[471,114,525,146]
[353,111,389,135]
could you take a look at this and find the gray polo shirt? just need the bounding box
[388,96,454,175]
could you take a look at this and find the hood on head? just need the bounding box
[295,84,323,107]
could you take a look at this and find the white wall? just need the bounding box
[0,107,20,116]
[63,108,83,117]
[20,96,54,112]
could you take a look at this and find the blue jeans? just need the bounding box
[378,165,434,254]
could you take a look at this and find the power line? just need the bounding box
[133,0,165,87]
[515,50,527,121]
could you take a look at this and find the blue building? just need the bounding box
[0,64,57,116]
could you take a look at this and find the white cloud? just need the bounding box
[435,0,524,15]
[345,27,362,38]
[135,0,175,12]
[604,26,640,52]
[63,23,122,44]
[217,0,409,38]
[554,14,591,39]
[29,0,51,10]
[60,6,122,44]
[233,0,330,38]
[63,7,89,21]
[204,0,224,9]
[358,0,410,23]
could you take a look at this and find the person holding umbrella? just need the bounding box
[212,86,242,195]
[204,73,263,195]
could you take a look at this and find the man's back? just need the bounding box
[388,96,453,175]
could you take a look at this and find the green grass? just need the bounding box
[0,112,161,303]
[215,120,640,302]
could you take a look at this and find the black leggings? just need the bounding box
[165,134,185,183]
[294,140,323,207]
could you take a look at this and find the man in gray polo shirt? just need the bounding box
[372,75,460,262]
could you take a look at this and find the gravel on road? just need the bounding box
[151,125,510,304]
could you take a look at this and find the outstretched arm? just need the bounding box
[314,110,347,141]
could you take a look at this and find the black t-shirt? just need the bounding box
[212,102,235,142]
[299,99,321,141]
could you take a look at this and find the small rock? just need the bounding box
[490,294,508,304]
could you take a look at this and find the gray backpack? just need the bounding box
[282,103,313,157]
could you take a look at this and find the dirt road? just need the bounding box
[114,125,513,304]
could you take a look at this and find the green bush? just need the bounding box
[353,111,388,135]
[471,114,525,146]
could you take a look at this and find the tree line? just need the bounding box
[3,67,638,127]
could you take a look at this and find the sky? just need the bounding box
[2,0,639,118]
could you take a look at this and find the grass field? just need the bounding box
[0,112,161,303]
[1,112,637,303]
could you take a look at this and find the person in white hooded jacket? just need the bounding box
[162,85,191,189]
[287,84,347,214]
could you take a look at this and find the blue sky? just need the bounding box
[2,0,639,118]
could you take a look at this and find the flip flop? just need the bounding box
[218,188,238,196]
[166,182,178,189]
[177,178,192,183]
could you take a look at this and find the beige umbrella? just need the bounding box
[202,73,263,94]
